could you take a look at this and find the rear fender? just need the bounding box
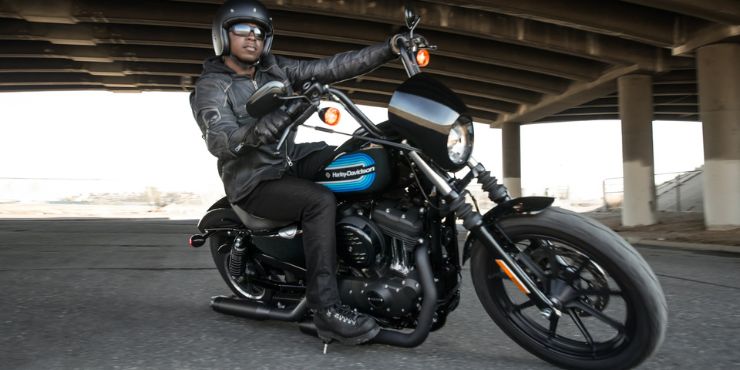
[197,197,243,232]
[461,196,554,265]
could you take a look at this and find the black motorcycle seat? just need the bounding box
[231,204,294,231]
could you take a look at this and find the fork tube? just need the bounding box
[407,151,559,315]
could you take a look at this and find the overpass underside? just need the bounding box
[0,0,738,228]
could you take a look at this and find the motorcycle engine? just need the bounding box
[335,200,426,323]
[336,215,385,268]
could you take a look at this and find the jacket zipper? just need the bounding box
[286,152,293,167]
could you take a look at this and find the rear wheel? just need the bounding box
[209,232,273,302]
[470,207,666,370]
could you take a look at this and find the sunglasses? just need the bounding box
[230,23,266,40]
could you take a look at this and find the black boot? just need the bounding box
[313,304,380,345]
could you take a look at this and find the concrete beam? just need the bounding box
[0,18,615,95]
[582,95,699,107]
[340,90,501,124]
[559,105,698,116]
[622,0,740,24]
[333,79,520,114]
[653,84,697,95]
[0,72,189,88]
[0,85,145,93]
[0,14,605,81]
[0,39,560,101]
[357,69,543,105]
[177,0,683,70]
[653,69,698,84]
[0,40,209,63]
[279,11,609,80]
[424,58,570,95]
[536,113,700,123]
[0,0,78,24]
[673,23,740,55]
[423,0,677,46]
[0,18,210,48]
[0,58,202,76]
[495,65,642,127]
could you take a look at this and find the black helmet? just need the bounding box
[211,0,274,58]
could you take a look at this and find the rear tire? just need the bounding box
[470,207,667,370]
[209,232,273,302]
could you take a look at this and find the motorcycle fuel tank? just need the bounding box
[315,147,391,194]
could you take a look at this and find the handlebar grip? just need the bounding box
[284,99,302,118]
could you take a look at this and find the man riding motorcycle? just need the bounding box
[189,0,404,345]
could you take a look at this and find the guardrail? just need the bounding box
[602,169,703,212]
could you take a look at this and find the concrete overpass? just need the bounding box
[0,0,738,229]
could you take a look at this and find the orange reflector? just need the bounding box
[320,107,341,126]
[495,259,531,295]
[416,49,430,67]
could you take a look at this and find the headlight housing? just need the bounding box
[447,120,474,165]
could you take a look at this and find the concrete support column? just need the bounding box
[697,43,740,230]
[502,122,522,198]
[619,75,657,226]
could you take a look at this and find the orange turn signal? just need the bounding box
[416,49,430,67]
[319,107,341,126]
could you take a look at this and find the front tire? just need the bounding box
[470,207,667,370]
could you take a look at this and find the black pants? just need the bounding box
[239,146,339,310]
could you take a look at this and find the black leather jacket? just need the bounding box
[190,43,395,204]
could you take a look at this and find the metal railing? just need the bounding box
[602,169,703,212]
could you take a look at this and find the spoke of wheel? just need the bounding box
[548,315,560,339]
[568,309,596,354]
[522,238,544,254]
[564,255,595,285]
[511,300,535,313]
[578,288,622,297]
[571,301,625,333]
[516,252,547,282]
[542,242,562,276]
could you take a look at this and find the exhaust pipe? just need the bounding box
[211,296,308,322]
[299,243,437,348]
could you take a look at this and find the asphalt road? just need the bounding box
[1,219,738,370]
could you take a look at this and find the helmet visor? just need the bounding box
[230,23,266,40]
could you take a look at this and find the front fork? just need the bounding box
[407,152,562,318]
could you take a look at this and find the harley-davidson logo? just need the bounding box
[326,166,375,179]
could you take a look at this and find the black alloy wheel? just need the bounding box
[471,207,666,370]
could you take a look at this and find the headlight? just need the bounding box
[447,121,474,165]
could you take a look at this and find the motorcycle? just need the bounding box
[188,7,667,369]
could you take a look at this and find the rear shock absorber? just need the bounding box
[228,233,247,278]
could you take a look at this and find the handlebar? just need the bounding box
[276,33,435,149]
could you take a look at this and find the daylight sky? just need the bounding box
[0,91,704,203]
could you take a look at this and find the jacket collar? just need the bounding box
[202,54,278,76]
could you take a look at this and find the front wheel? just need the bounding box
[470,207,667,370]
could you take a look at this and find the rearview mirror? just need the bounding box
[404,2,420,31]
[246,81,287,117]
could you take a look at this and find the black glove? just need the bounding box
[253,108,292,144]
